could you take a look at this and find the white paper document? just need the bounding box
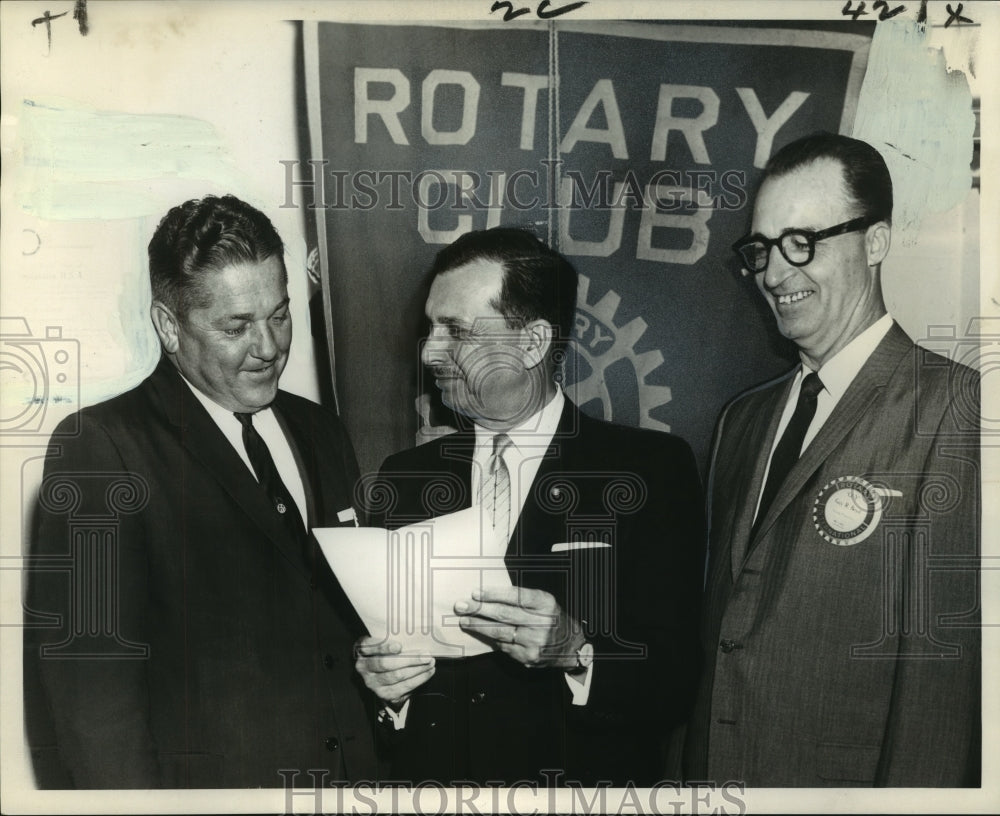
[314,506,512,657]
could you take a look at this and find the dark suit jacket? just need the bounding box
[366,400,705,786]
[24,357,378,788]
[684,323,981,786]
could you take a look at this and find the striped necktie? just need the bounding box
[485,433,513,551]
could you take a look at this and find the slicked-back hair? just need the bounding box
[762,131,893,224]
[429,227,579,350]
[149,194,286,318]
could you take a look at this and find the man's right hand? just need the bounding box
[354,637,435,708]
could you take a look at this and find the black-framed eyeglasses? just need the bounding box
[732,215,878,275]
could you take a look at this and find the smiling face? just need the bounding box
[152,255,291,413]
[421,258,552,430]
[752,158,889,369]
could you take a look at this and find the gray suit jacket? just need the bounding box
[684,323,980,786]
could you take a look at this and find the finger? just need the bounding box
[473,585,553,611]
[365,654,434,674]
[374,660,437,688]
[470,585,523,607]
[368,665,435,701]
[389,664,435,697]
[458,618,547,649]
[458,617,516,643]
[460,601,555,627]
[355,638,403,657]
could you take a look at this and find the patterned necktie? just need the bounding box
[485,433,513,552]
[752,371,824,537]
[234,412,307,543]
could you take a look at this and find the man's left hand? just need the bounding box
[456,586,584,669]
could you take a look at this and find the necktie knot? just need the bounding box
[800,371,824,401]
[234,411,255,429]
[490,433,513,475]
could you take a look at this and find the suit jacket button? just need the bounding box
[470,691,486,704]
[719,639,740,653]
[323,653,335,668]
[325,736,340,751]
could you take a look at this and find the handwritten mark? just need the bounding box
[872,0,905,20]
[30,1,88,51]
[31,10,68,50]
[74,0,89,35]
[536,0,587,19]
[916,0,928,23]
[945,3,972,26]
[841,0,868,20]
[491,1,532,21]
[491,0,586,21]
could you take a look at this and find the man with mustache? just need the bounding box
[355,227,705,786]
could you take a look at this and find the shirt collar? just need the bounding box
[473,387,565,455]
[808,313,893,400]
[178,371,275,428]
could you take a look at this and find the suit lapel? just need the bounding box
[150,357,310,577]
[272,397,321,527]
[436,432,477,507]
[508,401,578,558]
[746,323,913,553]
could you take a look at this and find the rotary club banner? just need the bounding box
[302,20,872,475]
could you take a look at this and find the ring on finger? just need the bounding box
[509,626,519,645]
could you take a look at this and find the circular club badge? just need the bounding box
[813,476,884,546]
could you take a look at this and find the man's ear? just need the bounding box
[866,220,891,267]
[522,319,554,370]
[151,301,180,354]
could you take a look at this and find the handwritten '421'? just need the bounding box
[842,0,973,25]
[491,1,588,21]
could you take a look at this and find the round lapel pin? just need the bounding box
[812,476,899,546]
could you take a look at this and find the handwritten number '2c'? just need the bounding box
[491,1,587,22]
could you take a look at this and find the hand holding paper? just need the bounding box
[354,636,435,707]
[314,506,513,658]
[457,585,585,671]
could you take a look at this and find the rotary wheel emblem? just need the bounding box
[563,274,672,431]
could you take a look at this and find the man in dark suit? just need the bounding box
[354,228,705,786]
[24,195,377,788]
[684,133,980,786]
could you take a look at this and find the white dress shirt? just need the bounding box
[473,389,592,703]
[472,388,566,552]
[180,376,310,528]
[753,313,893,522]
[385,388,591,729]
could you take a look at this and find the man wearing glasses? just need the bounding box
[683,132,980,786]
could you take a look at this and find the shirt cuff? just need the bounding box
[564,662,594,705]
[378,699,411,730]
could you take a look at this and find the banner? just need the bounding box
[302,20,872,476]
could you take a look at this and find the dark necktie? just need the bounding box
[234,411,308,544]
[752,371,824,537]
